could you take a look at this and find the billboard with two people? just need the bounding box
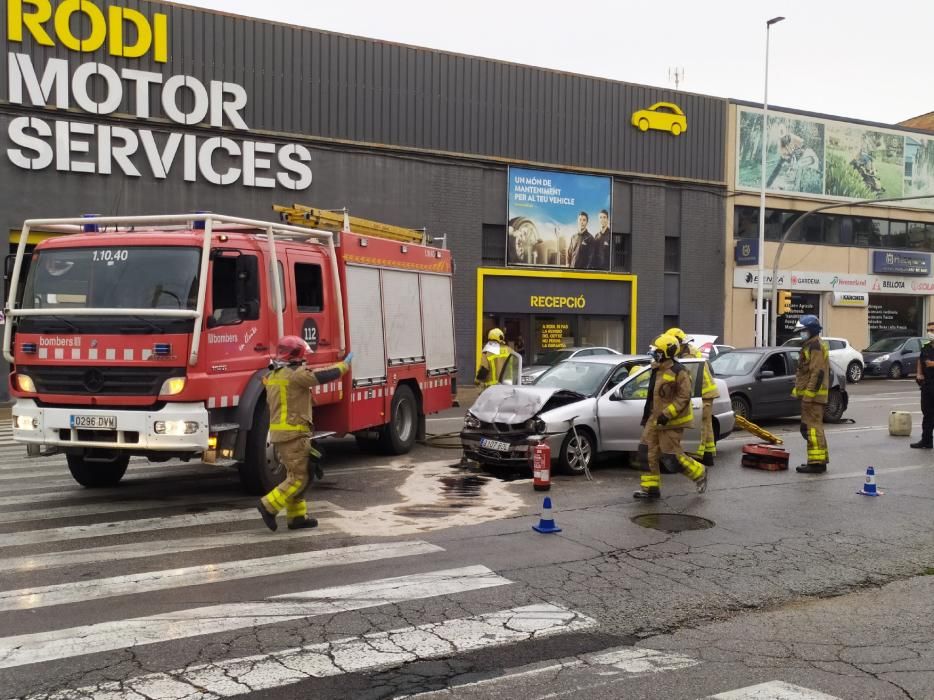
[507,167,613,270]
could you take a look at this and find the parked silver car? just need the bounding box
[462,355,734,474]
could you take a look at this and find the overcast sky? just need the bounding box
[181,0,932,127]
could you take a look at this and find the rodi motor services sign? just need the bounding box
[4,0,313,189]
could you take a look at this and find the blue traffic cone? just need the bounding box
[857,466,882,496]
[532,497,562,533]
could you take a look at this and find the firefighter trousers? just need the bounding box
[638,422,705,492]
[697,399,716,457]
[261,436,311,520]
[800,401,828,465]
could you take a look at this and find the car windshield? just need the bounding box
[23,246,201,311]
[710,351,763,377]
[534,361,613,396]
[534,349,575,366]
[864,337,907,352]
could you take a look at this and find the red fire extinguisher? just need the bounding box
[532,440,551,492]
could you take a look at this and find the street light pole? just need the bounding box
[756,15,785,347]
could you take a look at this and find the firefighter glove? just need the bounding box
[656,414,669,426]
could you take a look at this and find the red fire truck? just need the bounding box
[5,208,456,493]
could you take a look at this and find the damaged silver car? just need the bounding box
[461,355,734,474]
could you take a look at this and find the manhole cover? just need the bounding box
[631,513,715,532]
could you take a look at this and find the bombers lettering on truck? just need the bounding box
[39,336,80,346]
[4,1,313,190]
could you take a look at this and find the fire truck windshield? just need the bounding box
[22,246,200,312]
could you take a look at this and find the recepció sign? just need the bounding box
[733,269,934,295]
[4,0,313,190]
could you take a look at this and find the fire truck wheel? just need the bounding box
[238,402,280,495]
[66,453,130,488]
[380,384,418,455]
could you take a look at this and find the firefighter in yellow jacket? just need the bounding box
[634,334,708,500]
[476,328,511,389]
[257,336,352,532]
[791,315,830,474]
[668,328,720,466]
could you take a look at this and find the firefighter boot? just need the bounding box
[287,516,319,530]
[701,453,715,468]
[796,463,827,474]
[633,473,661,500]
[257,503,278,532]
[695,472,708,493]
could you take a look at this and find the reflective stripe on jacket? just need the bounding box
[651,359,694,429]
[478,350,510,388]
[793,339,829,405]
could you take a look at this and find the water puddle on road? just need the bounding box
[631,513,715,533]
[326,460,525,535]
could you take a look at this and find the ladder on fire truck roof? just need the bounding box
[3,213,346,368]
[274,204,427,245]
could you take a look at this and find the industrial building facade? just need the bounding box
[0,0,728,398]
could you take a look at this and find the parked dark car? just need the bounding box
[861,336,922,379]
[710,346,848,422]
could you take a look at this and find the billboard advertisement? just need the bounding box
[507,167,612,270]
[736,106,934,209]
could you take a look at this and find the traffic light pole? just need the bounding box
[768,194,934,345]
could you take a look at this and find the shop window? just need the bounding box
[294,263,323,312]
[887,221,909,248]
[907,222,928,249]
[482,224,505,265]
[612,233,632,272]
[211,252,259,326]
[664,237,680,273]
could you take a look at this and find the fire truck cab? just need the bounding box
[5,211,456,493]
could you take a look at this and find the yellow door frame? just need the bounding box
[475,267,638,370]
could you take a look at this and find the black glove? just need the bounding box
[656,414,669,427]
[640,418,647,427]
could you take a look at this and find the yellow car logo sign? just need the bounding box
[631,102,687,136]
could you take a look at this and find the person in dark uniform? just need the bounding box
[912,320,934,449]
[592,209,611,270]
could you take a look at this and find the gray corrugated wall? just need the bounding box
[0,0,726,183]
[679,189,726,340]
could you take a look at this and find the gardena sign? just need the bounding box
[3,0,313,190]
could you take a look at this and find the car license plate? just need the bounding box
[480,438,511,452]
[70,414,117,430]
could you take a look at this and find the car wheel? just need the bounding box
[670,122,682,136]
[558,428,595,476]
[824,388,845,422]
[638,118,649,132]
[888,362,903,380]
[846,361,863,383]
[730,394,751,420]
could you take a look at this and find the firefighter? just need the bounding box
[912,320,934,449]
[667,327,720,466]
[634,334,708,500]
[475,328,510,389]
[791,314,829,474]
[257,336,353,532]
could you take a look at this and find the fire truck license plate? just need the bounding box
[70,415,117,430]
[480,438,511,452]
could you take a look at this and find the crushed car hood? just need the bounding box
[469,386,585,423]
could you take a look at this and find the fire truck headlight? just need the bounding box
[154,420,200,435]
[15,415,38,430]
[159,377,187,396]
[15,374,35,393]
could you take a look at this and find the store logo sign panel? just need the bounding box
[871,250,931,276]
[734,238,758,266]
[4,0,313,190]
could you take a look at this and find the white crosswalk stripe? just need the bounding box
[707,681,841,699]
[0,565,511,669]
[0,540,443,612]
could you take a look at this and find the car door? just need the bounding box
[779,350,802,416]
[679,361,705,451]
[755,351,795,418]
[901,338,922,375]
[596,363,652,451]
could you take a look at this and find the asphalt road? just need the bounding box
[1,377,932,699]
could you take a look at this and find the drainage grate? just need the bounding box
[631,513,715,532]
